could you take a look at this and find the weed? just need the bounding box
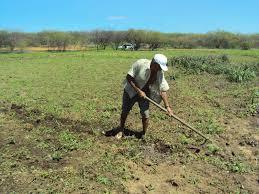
[101,111,112,119]
[51,151,62,161]
[59,130,80,151]
[247,88,259,114]
[96,175,112,185]
[204,156,251,173]
[38,126,55,133]
[206,119,224,134]
[37,141,50,149]
[40,171,50,178]
[207,144,221,154]
[187,177,200,185]
[228,161,249,173]
[197,118,223,135]
[13,147,31,160]
[179,134,190,144]
[104,189,112,194]
[123,146,142,162]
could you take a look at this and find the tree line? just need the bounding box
[0,29,258,51]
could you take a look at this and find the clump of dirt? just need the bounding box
[239,135,258,147]
[154,141,173,154]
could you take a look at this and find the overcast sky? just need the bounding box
[0,0,258,33]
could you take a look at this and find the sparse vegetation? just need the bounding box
[0,49,258,193]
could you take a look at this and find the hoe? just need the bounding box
[144,96,214,144]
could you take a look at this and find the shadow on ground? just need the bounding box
[104,127,143,139]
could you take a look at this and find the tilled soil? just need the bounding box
[0,101,258,193]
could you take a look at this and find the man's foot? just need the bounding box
[136,131,145,139]
[115,131,123,139]
[104,127,121,137]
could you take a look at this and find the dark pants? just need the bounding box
[121,90,150,118]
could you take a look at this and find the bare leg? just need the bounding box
[142,117,149,136]
[120,113,128,130]
[115,112,128,139]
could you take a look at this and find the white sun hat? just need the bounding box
[153,54,168,71]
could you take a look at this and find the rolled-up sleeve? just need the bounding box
[127,62,138,77]
[159,72,169,92]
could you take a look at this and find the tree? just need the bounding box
[145,31,165,50]
[4,32,27,51]
[204,31,240,49]
[37,31,53,49]
[1,29,259,51]
[7,32,20,51]
[0,30,9,48]
[69,31,89,49]
[37,31,71,51]
[126,29,146,50]
[240,41,251,50]
[168,34,196,49]
[90,30,112,50]
[56,32,71,51]
[250,34,259,48]
[26,33,40,47]
[110,31,127,50]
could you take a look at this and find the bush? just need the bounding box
[240,42,251,50]
[220,54,229,62]
[170,55,256,82]
[227,67,256,82]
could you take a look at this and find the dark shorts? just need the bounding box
[122,90,150,118]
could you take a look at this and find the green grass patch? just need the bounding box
[170,55,257,82]
[59,130,93,151]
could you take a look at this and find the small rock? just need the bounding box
[7,139,15,144]
[145,184,155,191]
[167,179,179,187]
[10,163,17,168]
[35,119,41,124]
[205,152,211,156]
[24,123,34,131]
[144,159,154,166]
[78,186,85,190]
[239,142,245,146]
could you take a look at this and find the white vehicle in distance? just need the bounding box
[118,43,135,50]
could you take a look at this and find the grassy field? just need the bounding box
[0,49,258,193]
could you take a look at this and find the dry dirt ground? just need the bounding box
[124,117,259,194]
[0,101,258,193]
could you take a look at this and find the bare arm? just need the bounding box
[126,74,146,98]
[160,91,173,115]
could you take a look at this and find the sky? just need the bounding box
[0,0,258,33]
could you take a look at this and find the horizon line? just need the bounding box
[0,28,258,35]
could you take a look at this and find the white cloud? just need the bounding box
[106,16,128,21]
